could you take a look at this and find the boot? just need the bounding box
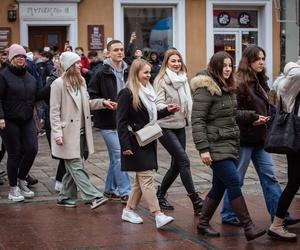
[156,186,174,210]
[188,192,204,216]
[197,196,221,237]
[230,196,266,241]
[268,217,297,242]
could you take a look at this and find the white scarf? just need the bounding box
[166,68,193,122]
[139,82,158,124]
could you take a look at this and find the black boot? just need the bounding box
[156,186,174,210]
[197,196,221,237]
[188,192,203,216]
[230,196,266,241]
[25,175,38,186]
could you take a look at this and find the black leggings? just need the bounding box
[276,154,300,218]
[159,127,196,195]
[1,119,38,186]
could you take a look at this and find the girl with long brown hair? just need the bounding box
[191,51,266,240]
[153,49,203,215]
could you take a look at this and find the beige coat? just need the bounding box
[154,74,187,129]
[50,77,105,159]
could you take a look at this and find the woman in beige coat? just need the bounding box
[50,51,116,209]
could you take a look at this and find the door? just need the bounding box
[29,26,66,51]
[214,31,240,68]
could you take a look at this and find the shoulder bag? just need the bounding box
[130,122,163,147]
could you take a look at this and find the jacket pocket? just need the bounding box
[218,127,239,140]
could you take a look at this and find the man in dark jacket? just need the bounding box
[89,40,131,203]
[85,50,103,86]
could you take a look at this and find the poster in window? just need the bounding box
[88,25,104,50]
[0,27,11,52]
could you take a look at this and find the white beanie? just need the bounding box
[60,51,81,71]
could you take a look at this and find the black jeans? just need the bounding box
[159,127,196,195]
[1,119,38,186]
[276,154,300,218]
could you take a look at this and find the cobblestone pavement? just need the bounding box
[0,127,290,203]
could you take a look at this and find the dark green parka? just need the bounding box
[191,74,259,161]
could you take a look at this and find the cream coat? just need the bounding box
[50,77,105,159]
[154,74,189,128]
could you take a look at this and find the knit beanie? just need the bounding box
[60,51,81,71]
[8,44,26,61]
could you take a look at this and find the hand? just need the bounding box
[130,32,136,43]
[253,115,269,126]
[82,68,89,74]
[122,149,133,155]
[167,103,180,113]
[55,137,63,145]
[103,99,118,110]
[0,119,5,129]
[200,152,213,166]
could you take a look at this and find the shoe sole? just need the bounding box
[159,206,175,211]
[57,203,77,208]
[197,227,221,237]
[20,191,34,199]
[157,217,174,229]
[90,198,108,210]
[121,216,143,224]
[246,230,267,241]
[8,195,24,202]
[268,230,297,242]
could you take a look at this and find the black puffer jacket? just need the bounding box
[0,65,47,123]
[88,63,129,129]
[237,77,270,147]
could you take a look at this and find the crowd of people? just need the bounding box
[0,36,299,242]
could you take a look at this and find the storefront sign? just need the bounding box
[217,12,230,26]
[88,25,104,50]
[0,28,11,51]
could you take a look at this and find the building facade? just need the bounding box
[0,0,298,79]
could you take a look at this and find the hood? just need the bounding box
[190,75,222,96]
[104,58,128,71]
[284,61,300,77]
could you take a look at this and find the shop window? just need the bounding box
[124,7,173,57]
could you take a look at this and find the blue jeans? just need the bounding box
[100,130,131,196]
[221,147,285,221]
[208,159,242,201]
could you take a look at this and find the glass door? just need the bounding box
[214,31,240,68]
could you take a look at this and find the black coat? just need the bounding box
[88,63,128,129]
[117,88,171,172]
[237,77,270,147]
[0,66,49,123]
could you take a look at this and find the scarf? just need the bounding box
[139,82,157,124]
[166,68,193,122]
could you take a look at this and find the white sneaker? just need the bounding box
[18,179,34,198]
[8,186,25,202]
[155,213,174,229]
[54,181,63,192]
[122,209,143,224]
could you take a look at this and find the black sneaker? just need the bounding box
[104,192,121,201]
[120,195,129,204]
[57,199,77,208]
[25,175,38,186]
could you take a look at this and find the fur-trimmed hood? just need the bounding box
[190,75,222,96]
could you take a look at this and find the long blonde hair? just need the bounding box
[155,49,187,82]
[62,63,83,89]
[126,59,151,111]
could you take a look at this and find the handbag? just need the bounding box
[264,96,300,154]
[132,122,163,147]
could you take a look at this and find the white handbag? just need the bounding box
[133,122,163,147]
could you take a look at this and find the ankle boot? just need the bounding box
[230,196,266,241]
[156,186,174,210]
[188,192,204,216]
[268,217,297,242]
[197,196,221,237]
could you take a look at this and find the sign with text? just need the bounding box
[0,28,11,51]
[88,25,104,50]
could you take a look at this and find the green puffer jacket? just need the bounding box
[191,74,259,161]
